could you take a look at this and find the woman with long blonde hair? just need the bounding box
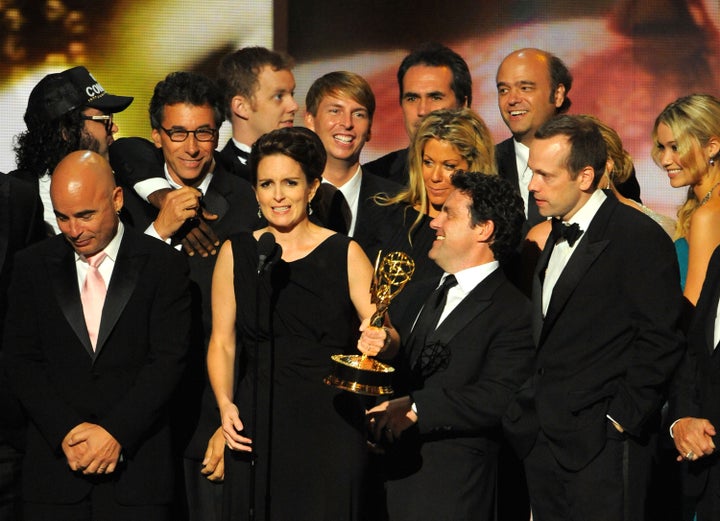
[652,94,720,305]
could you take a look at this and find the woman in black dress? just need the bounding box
[207,127,398,521]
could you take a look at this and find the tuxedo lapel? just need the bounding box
[532,238,554,345]
[539,198,614,344]
[541,239,609,339]
[218,139,251,182]
[202,161,232,221]
[95,233,145,359]
[354,175,376,242]
[47,246,94,357]
[702,266,720,354]
[408,270,500,377]
[496,139,520,189]
[426,270,499,347]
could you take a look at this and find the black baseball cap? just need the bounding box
[24,66,133,129]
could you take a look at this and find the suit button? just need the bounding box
[537,368,544,376]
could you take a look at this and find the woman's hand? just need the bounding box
[220,403,253,452]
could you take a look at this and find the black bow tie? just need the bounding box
[551,218,583,247]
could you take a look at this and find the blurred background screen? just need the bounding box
[3,0,719,217]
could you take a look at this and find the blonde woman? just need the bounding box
[377,108,496,279]
[652,94,720,305]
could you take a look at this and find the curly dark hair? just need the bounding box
[450,171,525,263]
[149,72,224,130]
[250,127,326,186]
[14,107,99,177]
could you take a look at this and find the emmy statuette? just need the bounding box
[324,251,415,395]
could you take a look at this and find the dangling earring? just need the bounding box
[257,205,262,219]
[307,201,313,215]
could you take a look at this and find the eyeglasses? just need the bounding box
[160,127,218,142]
[81,114,114,134]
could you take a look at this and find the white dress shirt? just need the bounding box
[513,140,532,218]
[411,261,500,332]
[145,164,214,245]
[74,221,124,291]
[542,189,607,316]
[322,165,362,237]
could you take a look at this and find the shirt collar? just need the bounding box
[163,163,214,195]
[566,189,606,231]
[231,137,252,155]
[445,260,499,294]
[513,139,529,164]
[322,165,362,193]
[75,221,124,263]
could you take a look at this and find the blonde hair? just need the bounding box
[652,94,720,239]
[579,115,634,185]
[377,108,496,235]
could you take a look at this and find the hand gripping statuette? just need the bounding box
[324,251,415,395]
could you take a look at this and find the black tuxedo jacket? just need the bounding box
[0,174,46,448]
[7,168,59,238]
[0,175,45,334]
[495,138,544,230]
[669,245,720,498]
[3,228,191,505]
[386,268,534,520]
[351,171,403,262]
[504,194,684,471]
[363,147,409,186]
[216,138,252,182]
[116,139,259,459]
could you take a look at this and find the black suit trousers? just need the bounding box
[525,427,654,521]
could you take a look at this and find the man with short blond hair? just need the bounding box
[305,70,401,259]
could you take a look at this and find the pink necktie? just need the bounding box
[81,252,107,350]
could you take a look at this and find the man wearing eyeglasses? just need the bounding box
[111,47,296,258]
[10,66,133,236]
[117,71,257,521]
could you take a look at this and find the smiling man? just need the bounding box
[111,47,296,257]
[495,48,572,227]
[495,48,641,228]
[304,71,401,259]
[367,171,533,520]
[117,71,257,521]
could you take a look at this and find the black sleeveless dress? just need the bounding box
[222,232,368,521]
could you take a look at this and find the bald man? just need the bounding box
[495,48,641,229]
[3,150,191,521]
